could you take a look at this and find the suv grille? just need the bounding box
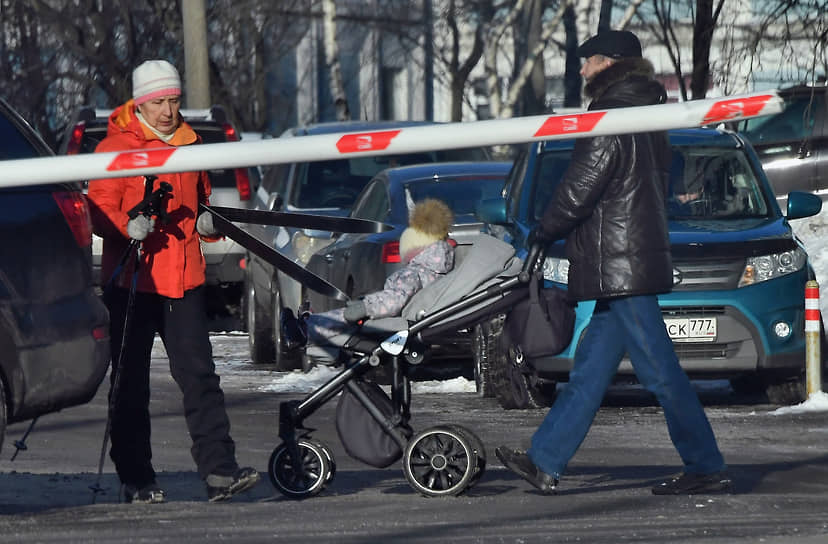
[673,341,742,359]
[671,258,744,291]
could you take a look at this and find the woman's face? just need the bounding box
[138,95,181,135]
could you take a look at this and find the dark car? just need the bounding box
[735,81,828,207]
[60,105,255,325]
[477,127,824,408]
[244,120,492,369]
[305,161,512,314]
[0,98,110,452]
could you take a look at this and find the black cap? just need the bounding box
[577,30,642,59]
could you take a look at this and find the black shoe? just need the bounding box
[206,467,261,502]
[652,471,733,495]
[281,309,307,351]
[122,481,166,504]
[495,446,558,494]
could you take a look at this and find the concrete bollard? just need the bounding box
[805,280,823,396]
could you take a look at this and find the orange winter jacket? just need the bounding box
[87,100,213,298]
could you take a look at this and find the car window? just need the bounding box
[0,112,39,160]
[293,147,490,209]
[351,180,389,222]
[261,163,289,195]
[739,94,823,143]
[406,177,506,216]
[531,144,769,223]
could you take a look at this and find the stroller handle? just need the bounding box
[518,242,545,283]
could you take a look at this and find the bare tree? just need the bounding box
[322,0,350,120]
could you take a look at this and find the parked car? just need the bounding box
[59,105,255,326]
[304,161,511,365]
[734,81,828,207]
[244,120,492,369]
[476,127,824,408]
[0,97,110,453]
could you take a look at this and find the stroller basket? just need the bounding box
[268,234,536,499]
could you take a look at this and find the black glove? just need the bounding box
[343,300,368,324]
[526,226,551,249]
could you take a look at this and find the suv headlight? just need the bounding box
[542,256,569,284]
[292,230,331,265]
[738,247,807,287]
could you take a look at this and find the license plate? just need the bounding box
[664,317,717,342]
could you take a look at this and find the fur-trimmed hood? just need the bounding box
[585,57,667,109]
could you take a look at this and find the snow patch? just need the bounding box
[770,390,828,415]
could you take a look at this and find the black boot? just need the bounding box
[495,446,558,494]
[652,471,733,495]
[281,308,307,350]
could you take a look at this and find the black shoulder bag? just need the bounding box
[504,271,575,360]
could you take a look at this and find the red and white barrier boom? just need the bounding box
[0,91,782,187]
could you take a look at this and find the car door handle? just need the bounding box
[324,253,335,263]
[343,249,351,260]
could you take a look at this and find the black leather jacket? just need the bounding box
[539,58,673,301]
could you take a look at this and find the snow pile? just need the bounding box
[770,390,828,415]
[258,366,475,394]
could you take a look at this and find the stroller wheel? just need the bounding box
[310,440,337,483]
[432,425,486,488]
[403,426,477,497]
[443,425,487,486]
[268,438,331,499]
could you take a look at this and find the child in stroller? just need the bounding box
[286,198,457,366]
[271,204,534,499]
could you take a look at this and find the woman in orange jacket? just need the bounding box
[87,59,259,504]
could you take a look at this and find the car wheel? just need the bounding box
[490,326,555,409]
[764,374,806,405]
[270,282,301,372]
[246,275,275,364]
[0,372,6,453]
[472,316,503,398]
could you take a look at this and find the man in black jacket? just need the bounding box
[496,30,730,495]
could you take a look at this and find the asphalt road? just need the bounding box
[0,336,827,543]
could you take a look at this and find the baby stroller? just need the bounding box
[269,234,543,499]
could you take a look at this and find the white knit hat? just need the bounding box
[399,199,454,262]
[132,60,182,105]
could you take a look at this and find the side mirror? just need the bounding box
[786,191,822,220]
[476,197,508,224]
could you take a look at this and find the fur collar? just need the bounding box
[584,57,658,102]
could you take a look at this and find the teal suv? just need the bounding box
[476,127,824,408]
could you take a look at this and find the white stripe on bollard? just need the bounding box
[0,91,783,188]
[805,280,823,396]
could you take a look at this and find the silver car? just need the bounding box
[243,120,492,369]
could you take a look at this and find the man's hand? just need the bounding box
[127,215,155,241]
[526,226,551,249]
[196,212,219,237]
[343,300,368,324]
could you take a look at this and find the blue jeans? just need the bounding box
[527,294,725,478]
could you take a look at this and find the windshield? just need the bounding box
[295,147,490,209]
[531,145,770,223]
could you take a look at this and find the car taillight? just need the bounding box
[53,191,93,247]
[382,241,401,263]
[221,122,239,142]
[220,122,252,200]
[65,122,86,155]
[235,167,252,201]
